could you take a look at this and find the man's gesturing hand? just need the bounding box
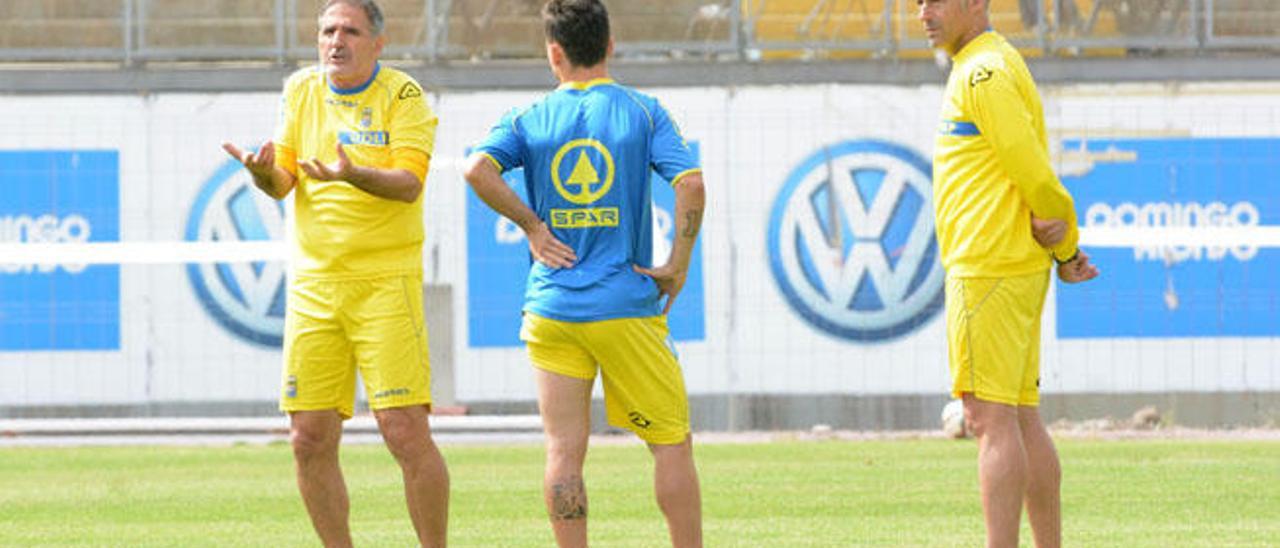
[299,143,356,181]
[222,141,276,178]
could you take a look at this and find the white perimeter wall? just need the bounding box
[1,81,1277,407]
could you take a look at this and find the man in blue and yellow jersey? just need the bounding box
[920,0,1099,546]
[221,1,449,546]
[463,2,706,546]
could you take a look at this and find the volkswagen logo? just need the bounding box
[767,140,943,341]
[185,157,286,347]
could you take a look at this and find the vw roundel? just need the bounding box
[185,157,287,347]
[767,140,944,342]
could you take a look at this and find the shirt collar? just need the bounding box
[953,30,998,64]
[556,78,616,91]
[328,62,381,95]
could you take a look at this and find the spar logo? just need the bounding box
[767,140,943,341]
[549,139,619,229]
[185,157,286,347]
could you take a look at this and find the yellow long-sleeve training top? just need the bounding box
[933,31,1079,278]
[273,64,437,279]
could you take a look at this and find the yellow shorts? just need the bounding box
[521,312,690,445]
[281,274,431,418]
[946,270,1049,407]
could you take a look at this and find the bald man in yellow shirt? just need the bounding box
[919,0,1099,546]
[222,1,448,546]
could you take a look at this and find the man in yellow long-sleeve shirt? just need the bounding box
[919,0,1099,546]
[221,1,449,546]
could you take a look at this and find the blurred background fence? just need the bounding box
[0,0,1277,65]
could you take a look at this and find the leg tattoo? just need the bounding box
[549,475,587,521]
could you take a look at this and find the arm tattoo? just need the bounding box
[681,209,703,239]
[549,475,587,521]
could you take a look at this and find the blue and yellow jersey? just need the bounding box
[476,78,700,322]
[273,63,437,278]
[933,31,1079,278]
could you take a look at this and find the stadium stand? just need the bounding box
[0,0,124,52]
[1,0,1276,65]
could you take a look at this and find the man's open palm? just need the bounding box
[299,143,355,181]
[222,141,276,178]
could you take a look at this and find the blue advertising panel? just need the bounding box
[466,144,705,348]
[1058,138,1280,338]
[0,150,120,350]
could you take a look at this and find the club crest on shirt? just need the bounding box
[359,107,373,128]
[969,65,993,87]
[398,82,422,100]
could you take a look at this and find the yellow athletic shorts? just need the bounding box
[521,312,690,445]
[946,270,1050,407]
[281,274,431,418]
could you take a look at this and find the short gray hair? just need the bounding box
[321,0,384,36]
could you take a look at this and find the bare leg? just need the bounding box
[290,410,352,548]
[964,394,1027,548]
[648,436,702,548]
[376,405,450,548]
[534,368,593,548]
[1018,406,1061,548]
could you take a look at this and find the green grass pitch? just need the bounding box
[1,437,1276,546]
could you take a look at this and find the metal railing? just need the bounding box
[0,0,1275,65]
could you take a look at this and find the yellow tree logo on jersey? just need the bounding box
[552,139,615,205]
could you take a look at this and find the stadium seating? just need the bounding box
[1210,0,1280,39]
[0,0,1275,63]
[745,0,890,59]
[0,0,123,51]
